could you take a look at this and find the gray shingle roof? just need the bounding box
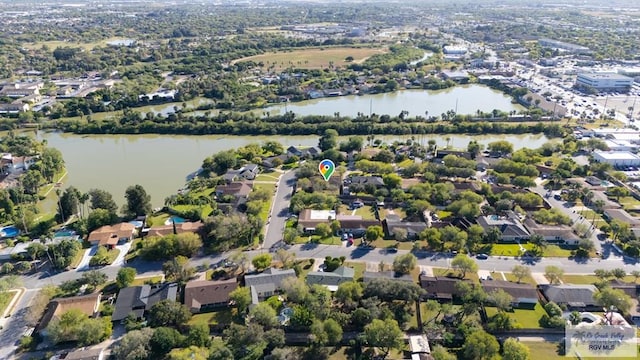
[112,283,178,321]
[541,284,598,307]
[244,268,296,296]
[306,266,355,287]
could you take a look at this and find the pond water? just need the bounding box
[36,131,552,211]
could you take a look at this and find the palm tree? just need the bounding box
[56,189,65,224]
[79,192,89,219]
[445,137,451,149]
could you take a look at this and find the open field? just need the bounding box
[188,309,234,327]
[22,38,137,51]
[130,275,163,286]
[485,303,546,329]
[0,290,18,316]
[231,46,387,69]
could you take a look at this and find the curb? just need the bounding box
[1,287,26,318]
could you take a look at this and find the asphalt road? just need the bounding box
[0,289,38,360]
[531,181,603,254]
[262,170,297,251]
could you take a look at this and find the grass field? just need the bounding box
[69,248,86,269]
[343,261,365,281]
[22,37,135,51]
[0,290,18,316]
[485,303,547,329]
[433,267,480,282]
[231,46,387,69]
[561,274,639,285]
[188,309,234,327]
[354,205,377,220]
[502,272,537,285]
[130,275,163,286]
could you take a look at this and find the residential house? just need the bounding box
[476,211,530,243]
[1,153,38,174]
[306,266,355,291]
[146,221,204,238]
[234,164,260,180]
[383,215,428,240]
[481,280,539,309]
[419,275,469,301]
[409,334,431,360]
[363,271,413,284]
[297,209,379,234]
[539,284,599,311]
[215,181,253,199]
[36,293,101,335]
[262,154,290,168]
[286,146,321,159]
[64,348,105,360]
[603,209,640,228]
[111,283,178,322]
[0,103,29,114]
[608,279,639,298]
[441,70,470,82]
[244,267,296,303]
[522,218,581,245]
[0,84,40,98]
[184,278,238,313]
[88,223,136,249]
[347,176,385,188]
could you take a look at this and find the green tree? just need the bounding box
[382,173,402,189]
[112,328,153,360]
[318,129,339,151]
[310,318,343,346]
[489,289,513,311]
[163,256,194,283]
[431,345,457,360]
[117,267,137,288]
[40,147,65,182]
[123,184,152,218]
[363,318,404,359]
[208,338,234,360]
[251,254,273,271]
[594,287,632,314]
[249,302,278,328]
[334,281,363,309]
[392,253,417,274]
[147,300,192,327]
[315,223,332,238]
[487,140,514,155]
[451,254,478,278]
[502,337,532,360]
[87,208,118,232]
[25,242,47,261]
[89,189,119,213]
[187,323,211,348]
[81,270,108,289]
[462,330,500,360]
[150,327,185,358]
[511,265,531,283]
[365,225,384,243]
[229,286,251,316]
[58,186,80,222]
[544,265,564,284]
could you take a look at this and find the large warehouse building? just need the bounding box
[576,73,633,92]
[592,151,640,167]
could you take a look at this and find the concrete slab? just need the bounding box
[419,265,434,276]
[478,269,493,280]
[532,272,550,285]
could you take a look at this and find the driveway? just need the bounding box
[531,179,603,254]
[75,246,97,271]
[0,289,38,360]
[110,242,132,267]
[262,170,297,250]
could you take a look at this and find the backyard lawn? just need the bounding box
[188,309,234,327]
[485,303,547,329]
[561,274,639,285]
[354,205,377,220]
[254,173,280,182]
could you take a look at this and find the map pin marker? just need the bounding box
[318,159,335,181]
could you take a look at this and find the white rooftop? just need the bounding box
[308,210,336,220]
[409,334,431,354]
[594,151,640,160]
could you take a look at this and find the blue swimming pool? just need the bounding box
[129,220,144,228]
[54,229,76,238]
[164,216,186,225]
[0,226,20,238]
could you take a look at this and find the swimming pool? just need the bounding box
[129,220,144,228]
[54,229,76,238]
[0,226,20,238]
[164,216,186,225]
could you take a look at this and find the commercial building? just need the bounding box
[575,73,633,92]
[538,38,591,54]
[592,151,640,166]
[443,45,468,55]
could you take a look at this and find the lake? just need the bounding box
[158,84,524,118]
[36,132,551,210]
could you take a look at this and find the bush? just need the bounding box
[544,302,563,317]
[539,314,566,328]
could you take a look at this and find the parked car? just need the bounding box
[476,254,489,260]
